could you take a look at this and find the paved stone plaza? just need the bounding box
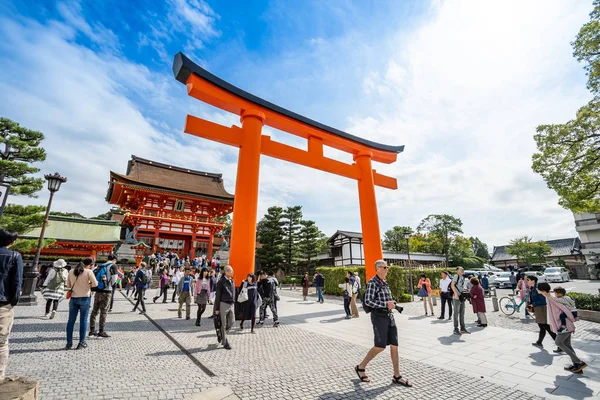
[6,288,600,400]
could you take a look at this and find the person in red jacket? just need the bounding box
[470,277,487,327]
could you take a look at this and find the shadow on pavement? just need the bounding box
[547,375,595,399]
[11,348,66,355]
[318,380,393,400]
[528,350,553,366]
[437,336,466,345]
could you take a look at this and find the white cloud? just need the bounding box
[0,0,593,251]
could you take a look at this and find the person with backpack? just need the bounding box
[0,229,23,383]
[267,271,279,312]
[108,264,124,312]
[65,258,98,350]
[450,267,469,336]
[177,268,194,320]
[153,269,170,303]
[132,261,150,314]
[125,267,137,297]
[355,260,413,387]
[41,259,69,319]
[89,254,118,338]
[314,271,325,303]
[257,270,279,327]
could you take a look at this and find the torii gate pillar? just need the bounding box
[228,110,266,275]
[355,154,383,271]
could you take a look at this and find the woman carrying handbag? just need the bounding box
[239,274,259,333]
[194,268,211,326]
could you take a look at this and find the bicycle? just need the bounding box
[499,294,528,316]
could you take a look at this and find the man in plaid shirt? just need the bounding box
[355,260,413,387]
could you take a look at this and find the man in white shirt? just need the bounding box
[171,266,184,303]
[438,271,453,320]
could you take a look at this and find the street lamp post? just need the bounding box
[19,172,67,306]
[404,231,413,301]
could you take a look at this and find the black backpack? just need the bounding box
[362,282,381,314]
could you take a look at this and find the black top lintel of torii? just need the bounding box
[173,52,405,155]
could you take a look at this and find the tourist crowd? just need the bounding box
[0,228,589,388]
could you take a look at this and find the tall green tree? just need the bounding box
[282,205,303,272]
[0,117,47,197]
[532,3,600,212]
[382,226,412,252]
[469,236,490,259]
[91,211,112,220]
[417,214,463,263]
[256,206,285,271]
[449,236,473,265]
[50,211,87,219]
[298,220,327,271]
[215,214,232,237]
[0,204,46,234]
[506,236,552,266]
[573,1,600,94]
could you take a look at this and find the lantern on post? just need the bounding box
[131,241,151,266]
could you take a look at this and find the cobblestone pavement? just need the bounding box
[6,288,599,400]
[282,286,600,341]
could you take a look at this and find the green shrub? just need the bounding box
[569,292,600,311]
[315,265,452,301]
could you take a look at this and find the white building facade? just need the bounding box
[573,212,600,269]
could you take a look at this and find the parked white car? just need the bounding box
[483,264,503,272]
[523,271,548,284]
[493,272,513,288]
[543,267,570,283]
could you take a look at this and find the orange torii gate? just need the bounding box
[173,53,404,283]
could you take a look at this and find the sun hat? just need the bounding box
[53,259,67,268]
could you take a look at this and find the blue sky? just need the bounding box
[0,0,594,248]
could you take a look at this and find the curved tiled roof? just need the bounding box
[109,156,234,201]
[173,52,405,155]
[490,238,582,262]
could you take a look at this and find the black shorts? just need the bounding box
[371,311,398,348]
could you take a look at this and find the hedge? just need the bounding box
[569,292,600,311]
[315,266,450,303]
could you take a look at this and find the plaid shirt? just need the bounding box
[364,275,393,310]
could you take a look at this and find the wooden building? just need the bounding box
[319,230,446,267]
[490,237,585,268]
[106,156,233,258]
[22,216,120,258]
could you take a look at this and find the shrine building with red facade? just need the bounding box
[106,156,233,258]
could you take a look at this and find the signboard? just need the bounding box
[0,184,9,219]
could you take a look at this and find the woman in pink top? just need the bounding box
[517,275,531,318]
[537,282,587,374]
[417,274,434,316]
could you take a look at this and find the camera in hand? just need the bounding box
[394,304,404,314]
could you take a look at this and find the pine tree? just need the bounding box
[0,204,46,234]
[256,206,285,271]
[298,220,327,271]
[282,205,303,273]
[0,117,46,197]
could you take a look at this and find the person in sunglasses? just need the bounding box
[355,260,412,387]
